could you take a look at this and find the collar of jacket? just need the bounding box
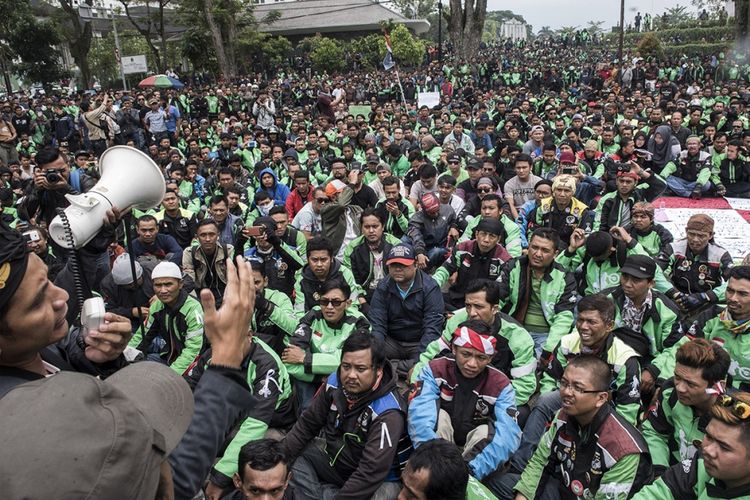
[519,255,556,284]
[560,402,614,446]
[388,269,424,296]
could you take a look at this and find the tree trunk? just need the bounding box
[59,0,93,88]
[737,0,750,43]
[203,0,231,78]
[121,0,163,72]
[447,0,487,59]
[225,10,238,78]
[159,1,168,71]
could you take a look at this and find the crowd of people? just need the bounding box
[1,32,750,500]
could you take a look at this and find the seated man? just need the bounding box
[661,135,712,199]
[373,175,414,240]
[101,253,154,333]
[183,219,234,308]
[406,192,457,271]
[186,322,295,498]
[495,356,652,499]
[155,188,198,249]
[129,261,204,375]
[497,228,577,356]
[458,193,522,258]
[342,208,401,305]
[399,439,499,500]
[634,391,750,500]
[526,174,593,247]
[657,214,732,314]
[369,244,444,380]
[227,439,299,500]
[244,217,305,300]
[605,254,683,394]
[282,331,405,500]
[511,295,643,479]
[269,205,307,259]
[713,140,750,198]
[687,265,750,392]
[413,280,536,423]
[248,259,297,356]
[594,165,665,233]
[283,278,369,409]
[292,236,360,315]
[434,218,512,311]
[132,214,183,266]
[627,201,674,258]
[208,194,245,247]
[641,338,731,476]
[408,321,521,482]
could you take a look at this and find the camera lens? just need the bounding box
[45,172,61,183]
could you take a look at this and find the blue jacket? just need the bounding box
[409,357,521,480]
[369,270,444,355]
[256,167,290,205]
[132,233,183,266]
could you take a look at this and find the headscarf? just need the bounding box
[648,125,679,169]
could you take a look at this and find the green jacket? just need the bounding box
[640,379,710,472]
[286,308,370,382]
[516,404,652,499]
[540,332,642,424]
[497,256,577,352]
[411,309,537,406]
[129,290,204,375]
[458,214,522,257]
[633,454,750,500]
[252,288,298,355]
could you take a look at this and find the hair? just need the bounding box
[320,276,351,299]
[577,294,616,324]
[729,266,750,282]
[197,218,219,231]
[405,439,469,500]
[464,279,500,305]
[534,179,553,190]
[249,258,266,276]
[306,236,334,258]
[382,175,400,188]
[514,153,533,166]
[585,231,614,258]
[419,164,438,179]
[254,191,271,204]
[137,214,157,226]
[218,167,235,178]
[568,355,613,391]
[542,143,557,153]
[35,146,64,168]
[709,391,750,452]
[268,205,287,217]
[457,319,492,336]
[293,169,310,180]
[209,195,228,208]
[360,207,384,226]
[676,338,731,385]
[481,194,502,207]
[529,227,562,250]
[237,438,289,479]
[341,329,385,370]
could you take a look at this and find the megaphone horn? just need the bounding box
[49,146,166,249]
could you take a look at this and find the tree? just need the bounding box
[586,20,605,36]
[736,0,750,44]
[119,0,171,72]
[236,32,293,74]
[350,34,382,70]
[389,0,435,19]
[537,25,554,37]
[662,6,693,26]
[386,23,426,67]
[448,0,489,58]
[302,36,346,74]
[691,0,727,18]
[52,0,94,88]
[637,32,664,60]
[89,30,154,87]
[180,28,218,73]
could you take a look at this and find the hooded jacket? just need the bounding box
[293,259,362,314]
[256,167,291,205]
[282,363,408,500]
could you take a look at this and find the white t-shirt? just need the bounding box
[504,174,542,209]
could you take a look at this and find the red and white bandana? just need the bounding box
[453,326,496,355]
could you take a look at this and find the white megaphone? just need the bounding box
[49,146,166,249]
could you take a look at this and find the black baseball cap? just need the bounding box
[620,255,656,279]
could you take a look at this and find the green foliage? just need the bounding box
[181,28,218,72]
[302,36,346,73]
[637,32,665,60]
[8,19,69,87]
[89,30,153,87]
[237,31,292,72]
[350,34,382,70]
[389,0,435,20]
[387,23,426,68]
[661,42,731,58]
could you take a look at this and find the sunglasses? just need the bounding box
[319,298,345,307]
[478,188,493,193]
[316,198,330,204]
[718,394,750,420]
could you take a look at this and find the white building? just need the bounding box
[500,20,527,41]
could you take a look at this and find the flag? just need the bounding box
[383,33,395,71]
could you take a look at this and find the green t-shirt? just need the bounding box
[524,275,550,333]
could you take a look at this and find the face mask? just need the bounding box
[258,202,273,216]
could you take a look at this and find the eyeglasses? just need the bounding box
[718,394,750,420]
[319,298,345,307]
[448,160,460,165]
[478,188,493,193]
[316,198,330,204]
[559,379,607,395]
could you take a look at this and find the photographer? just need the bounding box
[20,146,97,228]
[252,88,276,130]
[81,95,110,158]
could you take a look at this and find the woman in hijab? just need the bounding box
[647,124,682,171]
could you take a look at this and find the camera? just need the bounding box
[45,169,64,183]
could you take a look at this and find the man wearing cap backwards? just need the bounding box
[129,261,204,375]
[406,192,458,271]
[685,266,750,393]
[0,224,133,396]
[434,218,512,310]
[634,390,750,500]
[321,169,363,260]
[100,253,155,332]
[640,339,731,478]
[369,243,444,380]
[413,280,536,422]
[658,213,733,314]
[408,320,521,482]
[496,355,652,500]
[627,201,674,258]
[525,174,593,246]
[660,135,713,199]
[594,161,666,233]
[0,255,270,499]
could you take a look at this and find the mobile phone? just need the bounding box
[246,225,264,237]
[23,230,40,244]
[562,167,577,175]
